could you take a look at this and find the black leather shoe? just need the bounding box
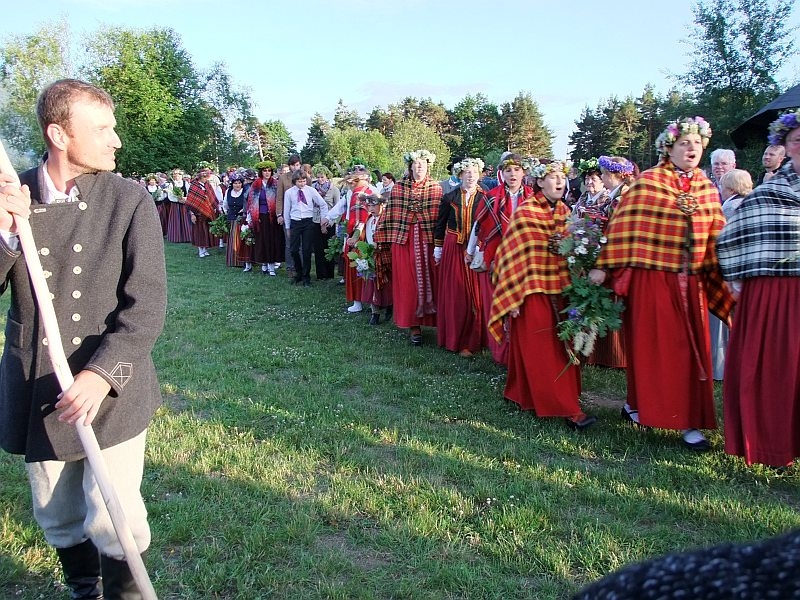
[101,553,146,600]
[368,313,380,325]
[565,414,597,430]
[56,539,103,599]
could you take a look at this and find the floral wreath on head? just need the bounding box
[254,160,276,172]
[196,160,216,172]
[499,155,536,172]
[452,157,485,176]
[144,173,157,182]
[598,155,634,175]
[768,109,800,146]
[403,149,436,165]
[577,158,600,175]
[655,117,712,156]
[529,159,571,179]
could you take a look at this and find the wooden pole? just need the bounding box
[0,142,158,599]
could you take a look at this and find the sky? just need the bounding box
[2,0,800,159]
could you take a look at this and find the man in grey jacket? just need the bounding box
[0,79,166,599]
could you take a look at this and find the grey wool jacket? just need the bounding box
[0,166,167,462]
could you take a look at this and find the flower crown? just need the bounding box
[577,158,599,175]
[499,156,535,172]
[197,160,216,172]
[655,117,712,156]
[598,155,634,175]
[254,160,276,171]
[452,157,485,175]
[768,110,800,146]
[529,159,571,179]
[403,149,436,165]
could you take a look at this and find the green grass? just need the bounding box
[2,241,798,599]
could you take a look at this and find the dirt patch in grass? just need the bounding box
[315,531,393,571]
[581,391,625,410]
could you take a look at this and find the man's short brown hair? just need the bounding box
[36,79,114,140]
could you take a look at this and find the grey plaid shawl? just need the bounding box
[717,161,800,280]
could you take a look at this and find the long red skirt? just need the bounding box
[345,260,364,302]
[166,202,192,243]
[624,268,716,430]
[724,277,800,466]
[504,294,582,417]
[586,327,627,368]
[436,233,482,353]
[479,271,508,365]
[361,277,392,308]
[191,216,214,248]
[390,224,437,329]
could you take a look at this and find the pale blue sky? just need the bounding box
[3,0,799,157]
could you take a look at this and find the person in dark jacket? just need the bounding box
[0,79,167,599]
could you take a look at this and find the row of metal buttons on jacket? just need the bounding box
[39,242,85,347]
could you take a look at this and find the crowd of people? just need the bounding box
[137,113,799,468]
[0,77,798,600]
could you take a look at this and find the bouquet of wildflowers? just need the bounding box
[557,215,624,362]
[239,223,255,246]
[209,213,230,238]
[347,241,376,279]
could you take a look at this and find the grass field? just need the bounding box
[1,241,798,599]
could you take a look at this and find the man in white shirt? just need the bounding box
[283,170,330,286]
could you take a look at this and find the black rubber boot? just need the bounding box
[100,554,144,600]
[55,539,103,599]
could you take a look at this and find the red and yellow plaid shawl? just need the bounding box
[487,193,571,343]
[595,162,733,319]
[374,176,442,245]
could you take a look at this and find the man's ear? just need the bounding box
[46,123,69,151]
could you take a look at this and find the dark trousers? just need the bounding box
[314,225,336,279]
[289,218,315,283]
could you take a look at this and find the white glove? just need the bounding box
[433,247,443,262]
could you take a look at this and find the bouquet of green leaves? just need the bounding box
[325,235,342,262]
[557,215,624,362]
[347,241,376,280]
[209,214,230,238]
[240,223,255,246]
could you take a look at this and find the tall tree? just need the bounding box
[500,92,553,157]
[301,113,330,165]
[259,120,297,164]
[333,99,361,130]
[448,93,503,160]
[388,116,450,179]
[682,0,797,147]
[85,26,213,173]
[0,20,71,160]
[365,106,394,137]
[323,127,391,175]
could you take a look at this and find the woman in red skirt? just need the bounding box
[589,118,733,450]
[375,150,442,345]
[489,159,595,430]
[717,110,800,466]
[434,157,485,356]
